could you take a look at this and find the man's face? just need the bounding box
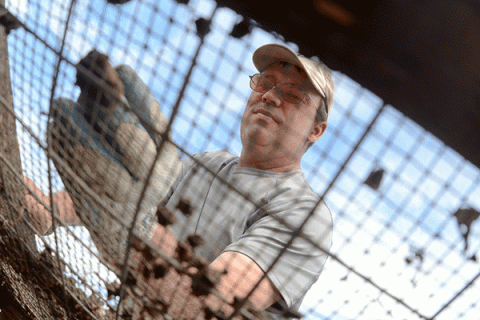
[240,63,326,166]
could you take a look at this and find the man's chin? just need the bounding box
[255,117,269,127]
[246,127,275,147]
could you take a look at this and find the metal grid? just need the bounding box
[2,0,480,319]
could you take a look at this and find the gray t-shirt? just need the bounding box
[165,149,332,317]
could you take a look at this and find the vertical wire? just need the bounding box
[114,4,219,320]
[45,0,78,318]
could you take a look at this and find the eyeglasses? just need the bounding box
[249,73,326,116]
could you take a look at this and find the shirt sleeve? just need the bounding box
[223,187,333,308]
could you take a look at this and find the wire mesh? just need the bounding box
[2,0,480,319]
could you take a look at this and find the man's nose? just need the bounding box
[262,86,282,107]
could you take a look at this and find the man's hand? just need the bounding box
[23,176,53,235]
[23,176,80,235]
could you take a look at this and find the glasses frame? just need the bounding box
[249,73,328,117]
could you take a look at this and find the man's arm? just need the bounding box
[209,251,280,311]
[147,224,279,317]
[23,176,81,235]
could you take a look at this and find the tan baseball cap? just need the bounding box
[252,43,335,118]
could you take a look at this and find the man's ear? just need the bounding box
[307,121,327,144]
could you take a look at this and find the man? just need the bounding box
[24,43,334,319]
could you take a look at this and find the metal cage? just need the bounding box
[1,0,479,319]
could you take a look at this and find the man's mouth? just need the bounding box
[253,109,277,122]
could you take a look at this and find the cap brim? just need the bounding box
[253,44,303,73]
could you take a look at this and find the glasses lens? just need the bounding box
[251,74,272,93]
[282,86,304,104]
[250,74,306,104]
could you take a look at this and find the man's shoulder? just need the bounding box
[274,171,332,218]
[279,171,317,196]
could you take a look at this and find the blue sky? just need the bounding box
[6,0,480,319]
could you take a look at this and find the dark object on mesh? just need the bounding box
[364,168,385,190]
[190,266,222,296]
[152,260,170,279]
[156,205,177,226]
[453,207,480,252]
[195,18,211,39]
[106,281,121,299]
[187,234,205,248]
[131,234,147,252]
[405,247,424,265]
[230,18,252,39]
[203,306,222,320]
[176,198,193,216]
[0,9,21,35]
[176,240,194,263]
[106,0,132,4]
